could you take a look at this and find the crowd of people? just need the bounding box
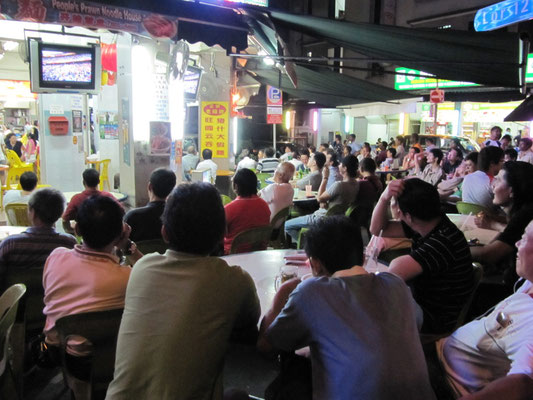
[2,126,533,400]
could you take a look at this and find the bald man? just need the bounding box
[182,146,199,181]
[259,162,295,226]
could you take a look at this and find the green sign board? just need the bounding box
[395,54,533,89]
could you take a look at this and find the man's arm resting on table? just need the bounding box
[459,374,533,400]
[470,240,513,265]
[388,255,423,281]
[257,278,300,353]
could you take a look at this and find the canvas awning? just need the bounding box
[267,10,525,89]
[246,64,418,107]
[504,95,533,121]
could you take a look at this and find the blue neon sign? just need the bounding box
[474,0,533,32]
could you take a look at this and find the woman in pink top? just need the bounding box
[224,168,270,254]
[22,132,38,162]
[259,162,295,226]
[43,196,143,361]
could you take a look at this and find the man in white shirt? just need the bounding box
[348,134,362,155]
[182,146,199,182]
[4,171,38,206]
[435,220,533,400]
[259,162,295,226]
[462,146,504,209]
[236,149,257,171]
[196,149,218,184]
[482,126,503,148]
[517,138,533,165]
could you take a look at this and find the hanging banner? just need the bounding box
[0,0,179,39]
[201,101,229,158]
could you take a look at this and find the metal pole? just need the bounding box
[273,124,276,151]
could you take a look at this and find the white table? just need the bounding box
[293,190,318,203]
[0,226,27,241]
[222,249,311,319]
[447,213,500,245]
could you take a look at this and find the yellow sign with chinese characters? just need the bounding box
[201,101,229,158]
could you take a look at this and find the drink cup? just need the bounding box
[294,188,300,199]
[305,185,312,196]
[275,265,299,291]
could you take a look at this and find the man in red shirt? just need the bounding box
[224,168,270,254]
[62,168,121,234]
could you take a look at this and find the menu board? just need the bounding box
[200,101,229,159]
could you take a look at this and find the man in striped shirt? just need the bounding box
[0,188,77,289]
[256,147,279,173]
[370,178,475,334]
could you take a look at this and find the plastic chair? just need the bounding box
[270,207,291,249]
[5,203,30,226]
[230,225,273,254]
[4,150,33,187]
[55,309,124,400]
[456,201,488,216]
[0,284,26,400]
[136,239,168,255]
[98,159,111,191]
[221,194,232,206]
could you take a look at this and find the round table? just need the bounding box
[222,249,311,319]
[63,191,128,203]
[293,190,318,203]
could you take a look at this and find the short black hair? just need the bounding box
[82,168,100,188]
[305,216,363,274]
[411,146,421,154]
[28,188,65,226]
[202,148,213,160]
[5,132,15,141]
[301,149,310,157]
[504,148,518,161]
[502,161,533,217]
[320,143,329,149]
[349,134,356,140]
[388,148,397,158]
[308,145,316,153]
[426,137,435,145]
[20,171,38,191]
[326,148,339,167]
[264,147,275,158]
[150,168,176,199]
[162,183,225,255]
[77,196,124,249]
[397,178,441,221]
[314,152,326,169]
[233,168,258,197]
[478,146,503,172]
[430,148,444,163]
[396,136,405,144]
[502,134,512,142]
[465,151,479,164]
[341,154,359,178]
[360,157,377,174]
[335,134,342,141]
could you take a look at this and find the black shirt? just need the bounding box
[6,141,23,158]
[124,201,166,242]
[402,215,475,334]
[442,159,462,175]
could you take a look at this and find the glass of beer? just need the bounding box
[275,265,299,291]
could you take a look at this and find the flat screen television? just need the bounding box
[29,39,101,94]
[183,65,202,101]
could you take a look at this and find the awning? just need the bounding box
[246,64,418,107]
[504,96,533,121]
[268,10,524,88]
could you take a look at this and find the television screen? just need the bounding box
[183,66,202,101]
[29,39,101,94]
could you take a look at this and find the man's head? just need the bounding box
[326,149,339,167]
[82,168,100,189]
[447,148,459,163]
[319,143,329,153]
[284,145,293,154]
[274,162,295,184]
[490,126,503,141]
[361,144,371,158]
[308,145,316,154]
[339,154,358,178]
[6,133,16,146]
[478,146,504,174]
[300,149,310,166]
[232,168,258,197]
[76,196,125,250]
[395,136,405,146]
[264,147,275,158]
[28,188,66,227]
[335,134,342,143]
[310,151,326,170]
[187,146,196,155]
[464,152,478,174]
[519,137,532,152]
[20,171,38,192]
[202,148,213,160]
[428,148,444,164]
[360,157,377,175]
[425,137,435,146]
[504,148,518,162]
[387,148,397,159]
[397,179,441,225]
[349,134,356,142]
[162,183,225,255]
[379,141,388,150]
[305,216,363,276]
[148,168,176,200]
[501,134,512,149]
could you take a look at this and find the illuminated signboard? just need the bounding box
[395,54,533,90]
[200,0,268,6]
[474,0,532,32]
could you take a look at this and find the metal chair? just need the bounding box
[456,201,488,216]
[5,202,30,226]
[0,284,26,400]
[230,225,273,254]
[55,309,124,400]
